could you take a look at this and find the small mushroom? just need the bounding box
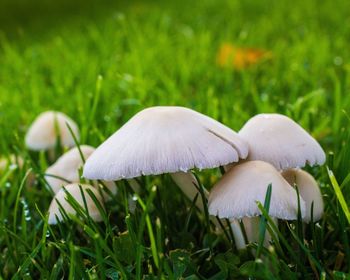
[209,161,306,249]
[44,145,118,199]
[48,183,104,224]
[282,168,323,222]
[239,113,326,170]
[83,106,248,209]
[45,145,95,193]
[25,111,80,151]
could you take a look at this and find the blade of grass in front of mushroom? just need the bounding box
[43,173,72,190]
[211,217,232,247]
[53,112,63,160]
[66,121,85,162]
[63,187,92,222]
[85,187,108,225]
[184,193,199,233]
[256,184,272,258]
[193,172,210,231]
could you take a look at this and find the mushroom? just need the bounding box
[44,145,119,199]
[238,113,326,170]
[45,145,95,193]
[25,111,80,152]
[83,106,248,210]
[48,183,104,224]
[282,169,323,222]
[208,161,306,249]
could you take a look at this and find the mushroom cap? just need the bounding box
[238,113,326,170]
[83,106,248,180]
[48,183,104,224]
[208,161,306,220]
[25,111,80,151]
[45,145,96,194]
[282,169,323,222]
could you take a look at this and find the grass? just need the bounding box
[1,0,350,278]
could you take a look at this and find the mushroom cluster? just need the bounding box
[209,113,325,248]
[23,107,325,251]
[23,111,139,224]
[23,111,109,224]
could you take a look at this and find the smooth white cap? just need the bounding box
[48,183,104,224]
[208,161,306,220]
[25,111,80,151]
[83,106,248,180]
[239,114,326,170]
[282,169,323,222]
[45,145,95,194]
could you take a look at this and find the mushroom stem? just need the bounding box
[170,172,208,211]
[127,178,141,193]
[126,179,141,214]
[242,216,277,246]
[48,149,56,162]
[229,219,246,249]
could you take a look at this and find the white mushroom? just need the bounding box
[282,169,323,222]
[44,145,119,200]
[239,113,326,170]
[45,145,95,194]
[209,161,306,249]
[48,183,104,224]
[25,111,80,151]
[83,106,248,209]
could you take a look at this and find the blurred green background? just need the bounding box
[1,0,349,149]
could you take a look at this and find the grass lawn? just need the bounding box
[1,0,350,278]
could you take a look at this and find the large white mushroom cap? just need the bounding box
[238,113,326,170]
[282,169,323,222]
[25,111,80,151]
[208,161,306,220]
[45,145,95,194]
[83,106,248,180]
[48,183,104,224]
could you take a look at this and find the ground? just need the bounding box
[0,0,350,278]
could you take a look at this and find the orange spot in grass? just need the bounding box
[217,43,272,70]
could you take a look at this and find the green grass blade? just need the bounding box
[327,167,350,225]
